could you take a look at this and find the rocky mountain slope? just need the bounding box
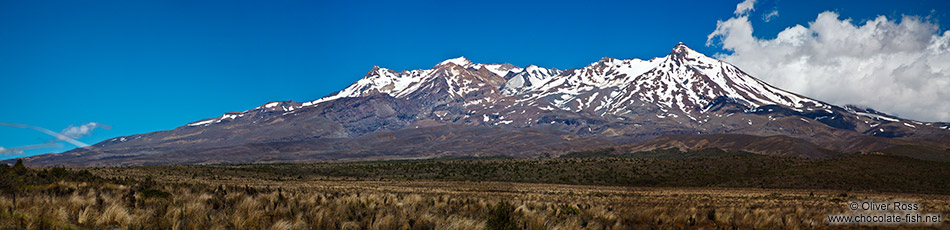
[18,43,950,166]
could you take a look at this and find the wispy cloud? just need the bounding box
[707,2,950,122]
[0,122,92,147]
[0,143,64,156]
[762,10,779,22]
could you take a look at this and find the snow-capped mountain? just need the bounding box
[18,43,950,166]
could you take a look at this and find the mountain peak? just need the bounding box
[669,43,703,60]
[38,45,950,167]
[439,56,473,67]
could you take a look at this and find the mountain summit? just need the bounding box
[17,44,950,166]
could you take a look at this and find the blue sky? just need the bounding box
[1,0,948,159]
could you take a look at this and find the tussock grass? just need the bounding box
[9,179,939,229]
[2,157,950,229]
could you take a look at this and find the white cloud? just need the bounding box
[60,122,102,139]
[0,143,63,155]
[735,0,756,15]
[0,147,24,155]
[0,122,90,147]
[708,9,950,122]
[763,10,779,22]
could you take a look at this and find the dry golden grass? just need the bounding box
[2,174,949,229]
[1,161,949,230]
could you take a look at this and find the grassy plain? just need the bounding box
[2,153,949,229]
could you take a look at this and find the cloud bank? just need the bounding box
[707,7,950,122]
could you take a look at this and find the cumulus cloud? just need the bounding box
[60,122,104,139]
[735,0,756,15]
[707,6,950,122]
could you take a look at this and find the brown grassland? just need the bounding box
[1,152,949,229]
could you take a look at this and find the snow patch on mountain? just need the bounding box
[188,44,853,128]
